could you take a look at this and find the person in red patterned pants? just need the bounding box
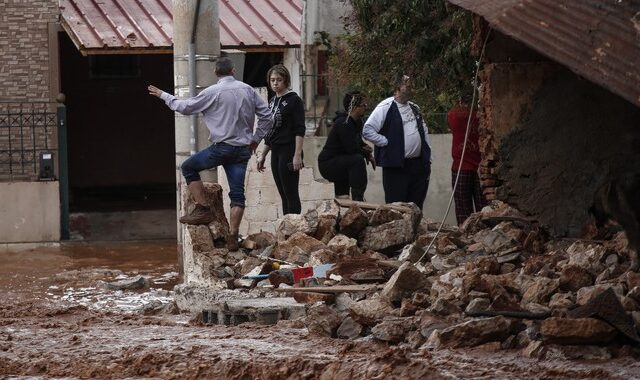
[449,97,488,225]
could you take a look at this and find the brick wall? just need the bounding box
[0,0,58,101]
[0,1,59,181]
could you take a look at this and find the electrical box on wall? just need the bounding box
[39,152,55,180]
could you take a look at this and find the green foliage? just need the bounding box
[328,0,475,132]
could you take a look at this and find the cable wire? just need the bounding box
[417,28,493,265]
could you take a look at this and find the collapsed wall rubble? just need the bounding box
[178,184,640,360]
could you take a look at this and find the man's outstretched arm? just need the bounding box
[147,84,215,115]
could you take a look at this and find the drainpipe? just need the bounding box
[173,0,220,267]
[300,0,311,110]
[188,0,201,156]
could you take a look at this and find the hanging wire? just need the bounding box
[417,28,493,266]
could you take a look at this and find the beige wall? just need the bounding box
[0,181,60,242]
[218,134,457,236]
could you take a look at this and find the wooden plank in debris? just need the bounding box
[274,284,380,294]
[334,198,412,213]
[480,216,535,228]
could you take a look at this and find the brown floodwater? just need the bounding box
[1,241,639,379]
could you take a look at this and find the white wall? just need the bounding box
[217,134,457,236]
[283,49,302,96]
[0,181,60,243]
[302,0,351,44]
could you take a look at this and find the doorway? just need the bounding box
[59,33,176,240]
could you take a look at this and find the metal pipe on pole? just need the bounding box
[172,0,220,269]
[188,0,201,156]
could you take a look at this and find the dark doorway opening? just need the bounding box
[242,51,284,98]
[59,33,177,240]
[59,33,175,214]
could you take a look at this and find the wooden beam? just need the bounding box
[333,198,412,213]
[274,284,381,294]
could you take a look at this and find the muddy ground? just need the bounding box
[1,241,639,379]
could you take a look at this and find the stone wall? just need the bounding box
[0,0,60,183]
[217,135,457,236]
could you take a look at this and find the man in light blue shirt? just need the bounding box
[148,57,271,251]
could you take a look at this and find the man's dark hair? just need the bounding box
[393,74,410,91]
[215,58,234,76]
[343,91,364,111]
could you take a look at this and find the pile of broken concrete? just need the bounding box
[180,184,640,360]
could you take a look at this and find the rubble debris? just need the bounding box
[268,269,295,288]
[273,232,326,263]
[327,257,398,282]
[306,304,341,337]
[349,295,395,326]
[398,243,424,263]
[276,213,316,242]
[181,183,231,244]
[569,287,640,343]
[181,191,640,360]
[337,316,364,339]
[372,317,415,343]
[202,297,305,326]
[426,316,519,349]
[360,218,417,253]
[276,284,379,294]
[380,261,428,304]
[327,234,360,257]
[293,292,335,304]
[558,265,594,291]
[106,275,148,291]
[540,317,617,345]
[313,200,341,244]
[338,206,369,238]
[523,341,613,360]
[241,231,276,250]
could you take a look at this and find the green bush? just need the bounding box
[328,0,475,133]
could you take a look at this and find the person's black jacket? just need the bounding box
[265,91,306,146]
[318,112,369,162]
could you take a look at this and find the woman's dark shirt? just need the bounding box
[318,112,369,162]
[265,91,306,146]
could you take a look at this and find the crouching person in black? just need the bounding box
[318,91,375,201]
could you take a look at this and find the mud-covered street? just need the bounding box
[0,240,638,379]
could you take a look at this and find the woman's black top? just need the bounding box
[265,91,306,146]
[318,112,369,162]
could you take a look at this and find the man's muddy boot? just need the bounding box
[179,204,214,225]
[227,234,239,251]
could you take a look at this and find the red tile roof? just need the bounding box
[219,0,302,47]
[59,0,302,54]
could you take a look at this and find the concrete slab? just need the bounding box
[174,284,307,326]
[204,297,307,326]
[173,284,238,313]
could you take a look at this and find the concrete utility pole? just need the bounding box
[172,0,220,263]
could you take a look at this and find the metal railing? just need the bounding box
[0,101,59,181]
[301,72,344,137]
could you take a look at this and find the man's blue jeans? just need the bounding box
[181,142,251,208]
